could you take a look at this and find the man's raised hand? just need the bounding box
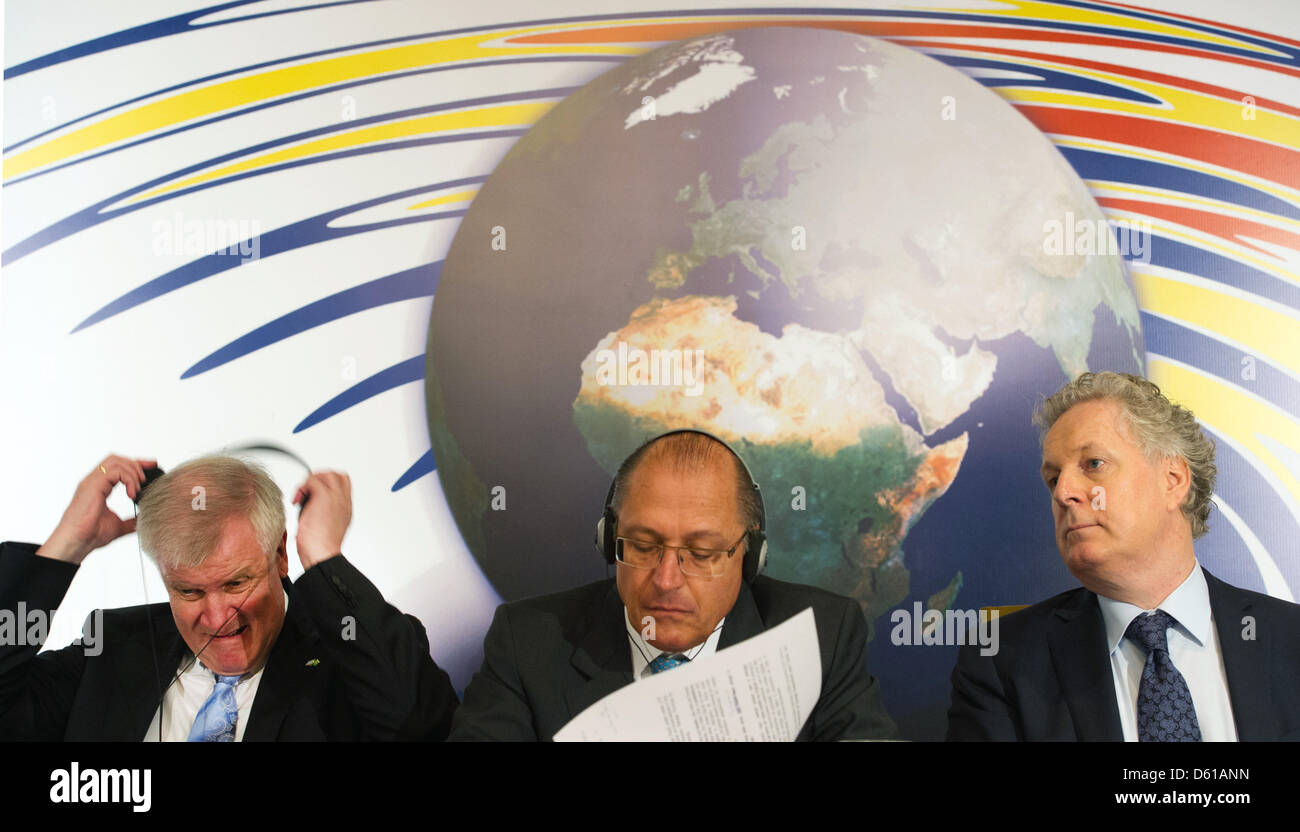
[37,455,157,564]
[292,470,352,569]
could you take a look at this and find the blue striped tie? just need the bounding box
[188,674,241,742]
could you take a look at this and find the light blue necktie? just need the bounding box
[648,654,689,674]
[187,674,241,742]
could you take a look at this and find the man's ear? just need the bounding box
[276,531,289,579]
[1163,455,1192,512]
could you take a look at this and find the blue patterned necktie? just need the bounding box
[1125,610,1202,742]
[648,653,689,675]
[188,674,241,742]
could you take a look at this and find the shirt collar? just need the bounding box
[1098,561,1212,655]
[624,607,725,680]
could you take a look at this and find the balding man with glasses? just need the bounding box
[450,429,897,741]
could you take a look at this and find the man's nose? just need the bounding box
[1053,469,1087,507]
[198,593,238,633]
[651,547,686,590]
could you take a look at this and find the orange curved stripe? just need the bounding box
[1018,105,1300,189]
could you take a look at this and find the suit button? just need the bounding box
[330,574,359,608]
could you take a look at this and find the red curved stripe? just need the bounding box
[506,20,1300,82]
[895,41,1300,119]
[1016,105,1300,190]
[1097,196,1300,258]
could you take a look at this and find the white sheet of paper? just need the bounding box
[554,607,821,742]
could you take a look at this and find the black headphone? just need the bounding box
[595,428,768,581]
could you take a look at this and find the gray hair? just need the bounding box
[137,455,285,571]
[1033,372,1217,538]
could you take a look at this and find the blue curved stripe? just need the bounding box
[295,355,425,432]
[1143,236,1300,315]
[5,124,510,266]
[1203,427,1300,598]
[1140,312,1300,421]
[393,450,435,491]
[181,263,440,378]
[1196,493,1257,593]
[4,0,380,79]
[70,174,478,331]
[1050,0,1299,65]
[1059,146,1300,222]
[936,55,1165,104]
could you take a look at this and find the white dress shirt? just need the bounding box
[1097,563,1238,741]
[142,594,285,742]
[624,607,725,680]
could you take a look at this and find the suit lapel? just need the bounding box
[561,581,767,722]
[244,579,321,741]
[102,603,187,741]
[1047,592,1123,741]
[563,582,635,720]
[717,581,763,650]
[1206,570,1270,740]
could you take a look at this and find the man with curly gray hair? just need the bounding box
[948,372,1300,741]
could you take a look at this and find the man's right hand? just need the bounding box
[36,455,157,564]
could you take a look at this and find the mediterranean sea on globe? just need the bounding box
[425,26,1144,737]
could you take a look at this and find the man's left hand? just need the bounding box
[293,471,352,569]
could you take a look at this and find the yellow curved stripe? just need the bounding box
[2,25,645,181]
[408,190,478,210]
[127,101,552,203]
[8,6,1287,182]
[963,0,1286,55]
[1136,273,1300,377]
[1148,357,1300,507]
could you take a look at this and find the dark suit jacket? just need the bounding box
[450,575,898,740]
[0,541,458,741]
[946,568,1300,740]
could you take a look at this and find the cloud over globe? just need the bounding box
[425,26,1143,735]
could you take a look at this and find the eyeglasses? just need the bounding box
[614,530,748,579]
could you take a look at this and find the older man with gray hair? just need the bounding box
[947,372,1300,741]
[0,454,458,741]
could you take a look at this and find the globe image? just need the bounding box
[425,25,1144,735]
